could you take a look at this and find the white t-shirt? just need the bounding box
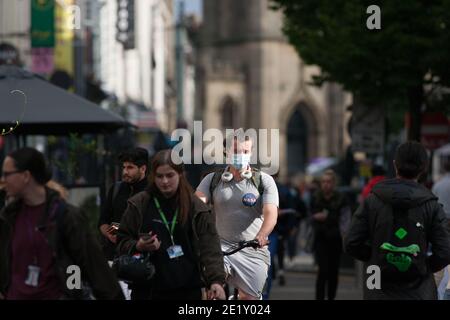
[197,170,279,297]
[196,170,279,243]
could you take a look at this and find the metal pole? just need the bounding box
[74,0,85,97]
[175,0,184,124]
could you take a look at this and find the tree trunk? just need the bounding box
[407,85,424,141]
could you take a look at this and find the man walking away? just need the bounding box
[345,141,450,300]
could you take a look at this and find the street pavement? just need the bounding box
[269,254,363,300]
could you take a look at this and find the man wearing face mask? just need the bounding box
[196,129,279,300]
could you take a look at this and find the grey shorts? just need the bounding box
[223,245,270,299]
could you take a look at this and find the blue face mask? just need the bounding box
[229,153,251,170]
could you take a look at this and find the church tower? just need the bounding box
[197,0,351,177]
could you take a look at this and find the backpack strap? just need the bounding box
[250,168,264,197]
[209,169,225,205]
[209,167,265,205]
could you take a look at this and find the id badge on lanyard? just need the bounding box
[26,216,42,287]
[154,198,184,259]
[25,265,41,287]
[167,244,184,259]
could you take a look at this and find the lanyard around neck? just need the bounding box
[153,197,178,243]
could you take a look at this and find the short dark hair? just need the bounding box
[8,147,51,185]
[394,141,428,179]
[118,148,149,168]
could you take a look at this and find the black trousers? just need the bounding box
[315,237,342,300]
[277,234,287,271]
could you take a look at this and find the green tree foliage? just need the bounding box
[271,0,450,139]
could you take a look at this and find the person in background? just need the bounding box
[98,148,149,261]
[46,180,69,201]
[431,157,450,300]
[361,165,386,200]
[0,147,123,300]
[345,141,450,300]
[311,169,351,300]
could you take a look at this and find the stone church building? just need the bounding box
[195,0,352,178]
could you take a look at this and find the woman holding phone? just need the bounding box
[117,150,226,300]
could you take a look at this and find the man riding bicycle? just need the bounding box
[195,129,279,300]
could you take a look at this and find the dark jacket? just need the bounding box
[98,178,148,260]
[0,188,124,300]
[117,191,226,289]
[344,179,450,300]
[311,190,349,241]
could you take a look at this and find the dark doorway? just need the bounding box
[287,107,308,174]
[221,96,237,129]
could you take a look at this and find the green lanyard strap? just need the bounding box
[153,197,178,244]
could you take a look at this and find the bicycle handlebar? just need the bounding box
[222,239,269,256]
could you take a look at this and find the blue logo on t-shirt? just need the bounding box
[242,193,257,207]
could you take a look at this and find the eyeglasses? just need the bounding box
[2,170,23,178]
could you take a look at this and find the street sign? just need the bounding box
[350,103,385,154]
[421,112,450,150]
[31,0,55,48]
[116,0,135,49]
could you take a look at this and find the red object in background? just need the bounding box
[361,176,385,199]
[421,112,450,150]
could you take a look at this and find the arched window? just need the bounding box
[287,107,308,173]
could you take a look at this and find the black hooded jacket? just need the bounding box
[344,178,450,300]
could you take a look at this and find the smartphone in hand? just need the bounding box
[111,222,120,229]
[108,222,120,235]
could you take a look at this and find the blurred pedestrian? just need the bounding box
[432,158,450,225]
[273,175,306,287]
[311,169,351,300]
[432,157,450,299]
[361,165,386,200]
[46,180,68,201]
[286,178,308,262]
[0,147,123,300]
[264,174,295,299]
[345,141,450,300]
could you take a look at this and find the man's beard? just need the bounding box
[123,175,140,184]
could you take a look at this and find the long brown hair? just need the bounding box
[148,149,193,225]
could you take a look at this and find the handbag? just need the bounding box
[112,247,156,284]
